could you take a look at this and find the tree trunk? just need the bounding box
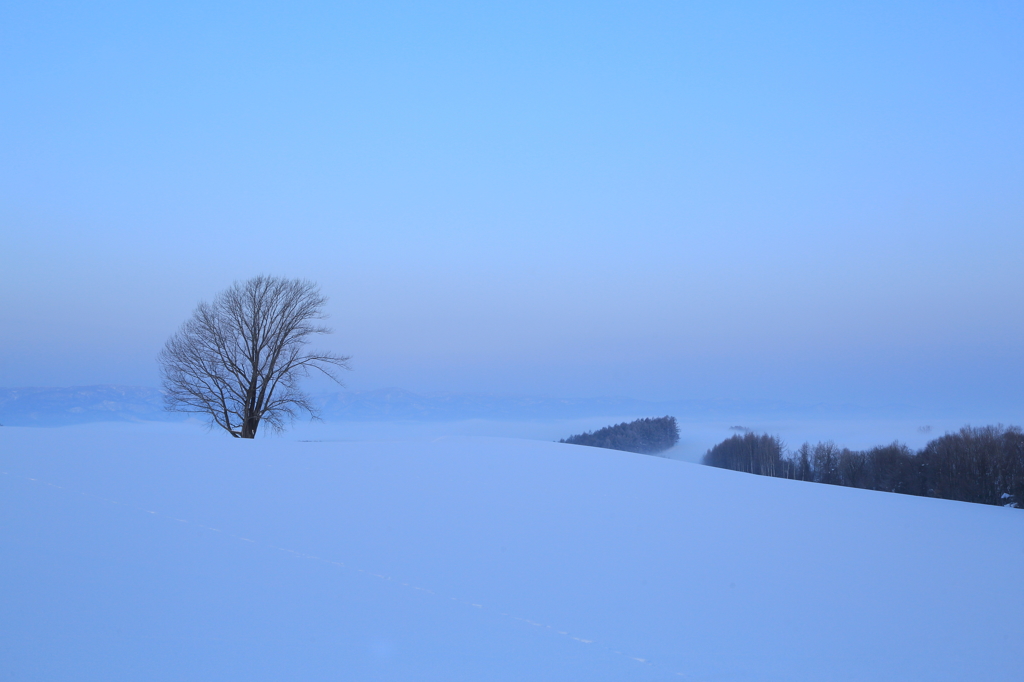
[241,415,259,438]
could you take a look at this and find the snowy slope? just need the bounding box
[1,426,1022,681]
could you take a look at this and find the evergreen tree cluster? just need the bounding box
[560,416,679,456]
[702,425,1024,508]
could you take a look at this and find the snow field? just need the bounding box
[1,426,1022,681]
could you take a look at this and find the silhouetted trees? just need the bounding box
[811,441,841,485]
[702,424,1024,509]
[919,426,1024,506]
[560,416,679,456]
[702,432,786,476]
[864,442,916,494]
[160,275,350,438]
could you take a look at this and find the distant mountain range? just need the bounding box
[0,385,671,427]
[0,385,180,426]
[0,384,898,427]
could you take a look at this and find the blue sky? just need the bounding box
[2,1,1022,410]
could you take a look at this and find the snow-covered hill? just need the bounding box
[2,425,1021,681]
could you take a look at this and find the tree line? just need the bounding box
[702,425,1024,508]
[561,416,680,456]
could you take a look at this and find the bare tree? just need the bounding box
[159,275,351,438]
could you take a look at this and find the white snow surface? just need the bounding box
[2,425,1022,681]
